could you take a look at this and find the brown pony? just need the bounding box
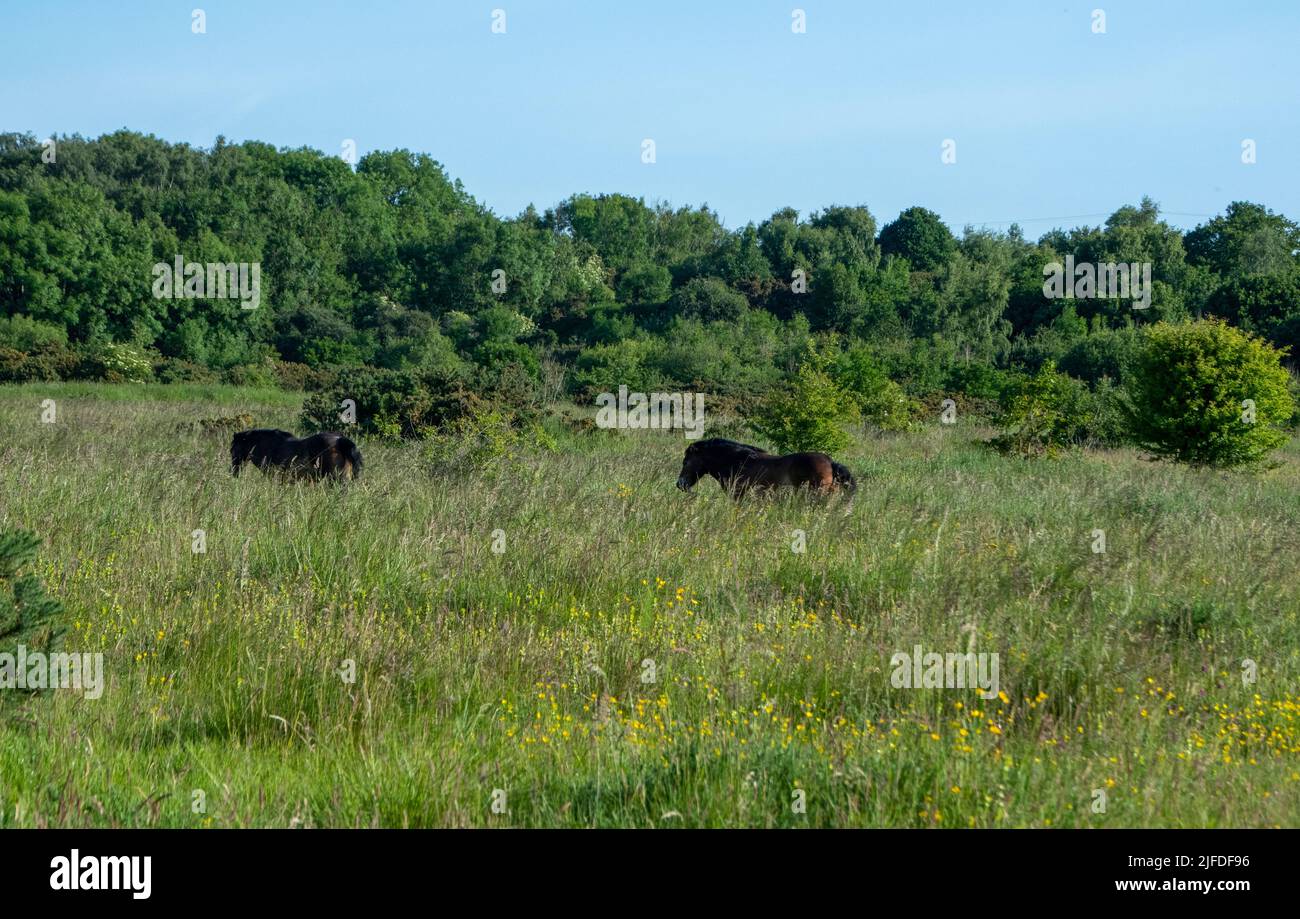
[230,429,363,481]
[676,438,854,497]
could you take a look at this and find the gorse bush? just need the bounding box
[749,353,859,454]
[990,361,1090,457]
[424,407,557,475]
[302,367,481,440]
[1123,319,1295,467]
[833,345,919,431]
[0,342,80,382]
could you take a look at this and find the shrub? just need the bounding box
[0,342,79,382]
[671,277,750,323]
[97,342,155,383]
[990,361,1090,457]
[749,358,860,454]
[1079,377,1129,447]
[944,362,1014,402]
[570,338,659,398]
[222,362,278,388]
[198,413,255,435]
[272,360,336,392]
[942,362,1018,419]
[423,407,556,475]
[650,315,790,397]
[0,315,68,352]
[480,359,545,423]
[155,357,220,384]
[302,367,481,440]
[1123,319,1295,467]
[1058,325,1141,386]
[871,336,957,397]
[833,346,919,431]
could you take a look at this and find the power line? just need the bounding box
[962,211,1215,227]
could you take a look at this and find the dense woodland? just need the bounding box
[2,130,1298,425]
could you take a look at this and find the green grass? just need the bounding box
[3,380,302,406]
[1,382,1298,827]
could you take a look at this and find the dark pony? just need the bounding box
[230,429,363,480]
[676,438,855,497]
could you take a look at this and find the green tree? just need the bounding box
[1185,202,1300,279]
[671,277,749,322]
[878,207,956,272]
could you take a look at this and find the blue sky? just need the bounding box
[3,0,1297,234]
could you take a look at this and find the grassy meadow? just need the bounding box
[1,381,1299,828]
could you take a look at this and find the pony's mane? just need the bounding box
[700,437,769,455]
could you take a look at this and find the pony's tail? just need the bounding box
[830,461,856,495]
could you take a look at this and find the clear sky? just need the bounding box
[3,0,1297,234]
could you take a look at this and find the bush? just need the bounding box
[671,277,750,323]
[155,357,220,384]
[990,361,1091,457]
[222,361,278,388]
[652,316,788,396]
[423,407,556,475]
[272,360,336,392]
[943,362,1018,418]
[749,357,860,454]
[1123,319,1295,467]
[302,366,481,440]
[480,359,545,423]
[833,346,919,431]
[96,342,155,383]
[1058,325,1141,386]
[0,342,79,382]
[196,413,255,435]
[870,336,958,397]
[0,315,68,352]
[1079,378,1129,447]
[570,338,659,398]
[944,362,1014,402]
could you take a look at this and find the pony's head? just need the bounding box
[677,438,765,490]
[230,429,293,476]
[230,430,256,475]
[676,440,706,490]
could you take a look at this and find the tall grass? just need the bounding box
[1,382,1298,827]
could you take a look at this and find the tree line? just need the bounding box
[1,130,1298,411]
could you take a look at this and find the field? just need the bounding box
[1,382,1299,828]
